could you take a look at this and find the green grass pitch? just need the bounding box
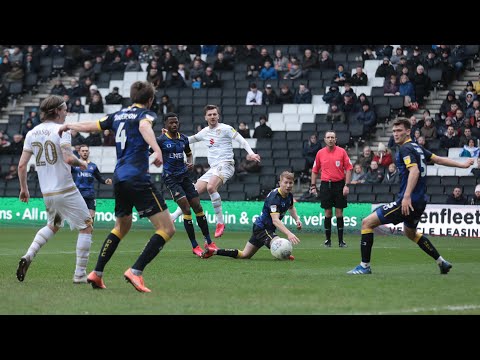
[1,228,479,315]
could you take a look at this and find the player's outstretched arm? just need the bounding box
[432,156,474,169]
[271,213,300,244]
[234,132,261,162]
[61,145,87,169]
[288,206,302,231]
[58,121,100,137]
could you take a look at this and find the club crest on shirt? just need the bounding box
[216,129,221,135]
[403,155,411,165]
[270,205,277,212]
[336,160,340,167]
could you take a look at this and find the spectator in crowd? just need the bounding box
[273,49,289,75]
[342,81,357,101]
[237,121,250,138]
[459,139,479,157]
[412,65,431,108]
[375,57,396,79]
[3,164,18,180]
[89,93,104,113]
[440,125,459,150]
[362,46,377,61]
[384,74,400,96]
[102,129,115,146]
[390,46,404,69]
[470,184,480,205]
[356,102,377,137]
[213,52,232,71]
[253,115,273,139]
[21,119,34,137]
[277,84,294,104]
[459,127,477,148]
[332,64,350,86]
[399,74,416,107]
[8,134,24,155]
[437,90,461,123]
[105,87,123,105]
[322,84,342,105]
[70,129,86,147]
[372,143,393,169]
[200,67,220,88]
[50,79,68,96]
[357,145,374,171]
[420,117,437,142]
[471,113,480,142]
[382,163,399,185]
[326,102,346,123]
[364,160,384,184]
[147,67,163,89]
[263,84,278,106]
[318,50,335,70]
[27,164,38,182]
[351,163,366,184]
[158,95,176,116]
[294,83,312,104]
[301,48,318,77]
[283,61,302,80]
[446,186,468,205]
[70,98,85,114]
[303,133,322,173]
[124,57,142,72]
[245,83,263,106]
[259,60,278,81]
[351,66,368,86]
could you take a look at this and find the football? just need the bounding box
[270,238,293,260]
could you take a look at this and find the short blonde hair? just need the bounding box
[280,171,294,181]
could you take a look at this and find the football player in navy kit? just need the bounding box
[202,171,301,260]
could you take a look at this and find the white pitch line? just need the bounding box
[353,304,480,315]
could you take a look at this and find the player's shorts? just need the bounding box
[163,172,199,202]
[198,162,235,184]
[375,199,427,229]
[83,198,96,211]
[248,224,278,249]
[43,187,92,230]
[319,180,347,209]
[114,180,167,218]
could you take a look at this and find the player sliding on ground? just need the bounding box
[202,171,301,260]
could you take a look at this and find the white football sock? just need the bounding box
[25,226,55,261]
[170,207,184,221]
[210,192,224,224]
[75,233,92,277]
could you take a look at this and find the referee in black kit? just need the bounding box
[310,131,353,247]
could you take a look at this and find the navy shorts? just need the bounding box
[248,224,278,249]
[375,200,426,229]
[114,180,167,218]
[83,198,96,211]
[319,180,347,209]
[163,172,199,202]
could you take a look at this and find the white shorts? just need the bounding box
[198,162,235,184]
[43,188,92,230]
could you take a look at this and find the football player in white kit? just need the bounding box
[16,95,93,284]
[170,105,261,243]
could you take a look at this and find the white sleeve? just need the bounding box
[233,131,254,155]
[60,130,72,147]
[189,128,205,144]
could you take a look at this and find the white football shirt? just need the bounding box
[191,123,237,167]
[23,122,76,195]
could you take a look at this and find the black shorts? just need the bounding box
[375,200,426,229]
[248,224,278,249]
[83,198,96,211]
[319,180,347,209]
[163,173,199,202]
[114,180,167,218]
